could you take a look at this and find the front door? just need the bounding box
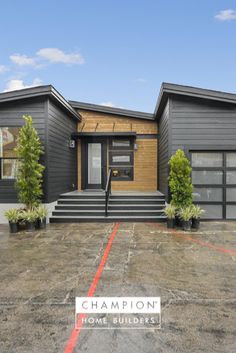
[83,139,107,189]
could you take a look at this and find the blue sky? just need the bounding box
[0,0,236,112]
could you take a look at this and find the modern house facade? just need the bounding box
[1,83,236,222]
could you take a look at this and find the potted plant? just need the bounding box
[164,204,176,228]
[4,208,20,233]
[168,150,193,226]
[21,209,37,232]
[179,206,193,231]
[191,205,205,231]
[35,205,48,229]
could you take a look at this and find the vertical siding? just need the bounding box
[46,100,77,202]
[0,98,46,203]
[170,96,236,153]
[158,100,170,196]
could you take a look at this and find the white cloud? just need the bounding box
[215,9,236,21]
[10,54,37,66]
[37,48,84,64]
[135,78,147,83]
[99,101,116,108]
[0,65,8,74]
[3,78,43,92]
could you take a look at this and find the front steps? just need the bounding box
[50,192,166,223]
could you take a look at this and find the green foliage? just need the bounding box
[179,206,193,221]
[15,115,44,209]
[21,209,38,222]
[4,208,20,223]
[164,204,176,219]
[168,149,193,208]
[35,205,48,221]
[190,205,205,219]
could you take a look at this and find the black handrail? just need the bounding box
[105,169,112,217]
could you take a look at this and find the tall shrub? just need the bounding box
[15,115,44,209]
[168,149,193,208]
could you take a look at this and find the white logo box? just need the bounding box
[75,297,161,314]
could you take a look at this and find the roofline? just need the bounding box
[0,85,81,121]
[69,100,154,120]
[154,82,236,118]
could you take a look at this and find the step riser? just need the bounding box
[58,200,105,205]
[50,218,166,223]
[52,211,164,217]
[110,196,165,200]
[55,205,164,211]
[59,195,105,199]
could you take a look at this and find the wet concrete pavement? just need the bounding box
[0,222,235,353]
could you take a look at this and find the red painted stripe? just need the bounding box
[63,223,120,353]
[148,223,236,256]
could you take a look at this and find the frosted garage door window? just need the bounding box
[192,170,223,185]
[226,188,236,202]
[226,171,236,185]
[193,188,222,202]
[192,153,223,167]
[201,205,223,219]
[226,205,236,219]
[226,153,236,167]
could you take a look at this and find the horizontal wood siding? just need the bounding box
[158,101,169,196]
[78,111,158,134]
[112,139,157,191]
[76,110,158,191]
[47,100,77,202]
[0,98,46,203]
[170,96,236,152]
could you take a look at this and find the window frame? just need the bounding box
[109,137,134,181]
[0,126,20,180]
[190,150,236,220]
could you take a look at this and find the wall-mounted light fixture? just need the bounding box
[134,143,138,150]
[69,139,76,148]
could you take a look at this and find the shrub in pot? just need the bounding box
[4,208,20,233]
[35,205,48,229]
[179,206,193,231]
[164,204,176,228]
[168,150,193,225]
[191,205,205,231]
[21,209,37,232]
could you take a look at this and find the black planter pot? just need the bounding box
[26,221,35,232]
[192,218,200,231]
[167,218,175,229]
[35,218,47,230]
[9,222,18,234]
[175,215,182,228]
[182,220,191,231]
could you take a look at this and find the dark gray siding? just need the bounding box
[158,100,170,196]
[170,95,236,153]
[0,98,46,203]
[46,100,77,202]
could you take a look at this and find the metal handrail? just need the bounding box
[105,169,112,217]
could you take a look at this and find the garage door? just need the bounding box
[191,151,236,219]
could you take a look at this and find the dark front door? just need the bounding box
[83,139,107,189]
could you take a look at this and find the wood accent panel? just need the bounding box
[112,139,158,191]
[77,111,158,134]
[77,139,82,190]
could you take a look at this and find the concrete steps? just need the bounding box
[50,192,166,223]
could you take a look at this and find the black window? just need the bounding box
[109,138,134,181]
[191,151,236,220]
[0,127,20,180]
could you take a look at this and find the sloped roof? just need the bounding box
[154,82,236,118]
[0,85,81,121]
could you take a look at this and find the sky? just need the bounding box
[0,0,236,112]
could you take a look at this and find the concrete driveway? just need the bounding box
[0,222,235,353]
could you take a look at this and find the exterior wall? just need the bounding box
[170,95,236,153]
[77,110,158,191]
[0,97,47,203]
[46,100,78,202]
[158,100,170,196]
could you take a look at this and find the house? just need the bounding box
[0,83,236,222]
